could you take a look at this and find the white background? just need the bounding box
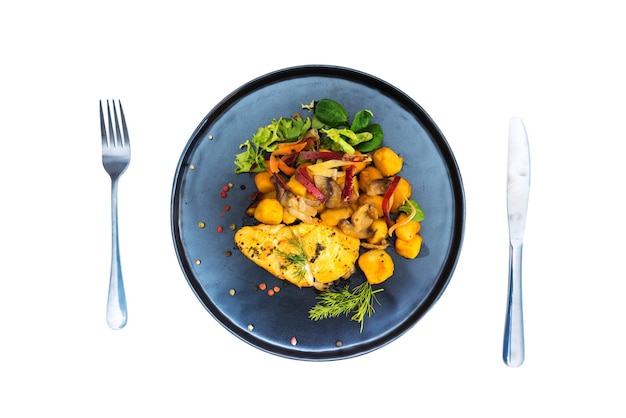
[2,1,624,416]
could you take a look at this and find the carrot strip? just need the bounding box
[268,155,280,174]
[277,158,295,176]
[268,142,308,175]
[273,141,308,156]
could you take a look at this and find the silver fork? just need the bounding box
[100,100,130,329]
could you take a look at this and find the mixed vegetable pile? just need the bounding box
[233,99,425,331]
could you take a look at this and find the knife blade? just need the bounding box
[503,117,530,367]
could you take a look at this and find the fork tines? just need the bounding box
[100,99,129,149]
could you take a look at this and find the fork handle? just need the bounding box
[503,242,524,367]
[107,178,128,329]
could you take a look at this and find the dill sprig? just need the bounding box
[309,281,384,332]
[276,229,308,281]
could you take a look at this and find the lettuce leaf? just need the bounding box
[233,115,311,173]
[321,128,356,154]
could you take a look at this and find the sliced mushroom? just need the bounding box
[365,178,392,196]
[338,203,378,239]
[277,186,322,224]
[313,175,344,208]
[352,202,379,227]
[302,128,320,147]
[360,241,390,250]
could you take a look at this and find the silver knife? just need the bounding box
[503,117,530,367]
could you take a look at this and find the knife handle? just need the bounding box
[503,242,525,367]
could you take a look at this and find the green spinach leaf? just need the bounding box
[351,109,374,132]
[398,198,426,222]
[315,99,349,127]
[356,123,384,152]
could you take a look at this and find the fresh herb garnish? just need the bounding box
[309,281,384,332]
[276,229,309,282]
[399,198,426,222]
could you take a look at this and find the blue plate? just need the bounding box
[171,65,465,360]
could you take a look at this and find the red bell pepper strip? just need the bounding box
[341,165,356,202]
[271,171,292,193]
[246,191,263,211]
[281,152,299,167]
[294,166,327,204]
[382,175,401,227]
[299,151,370,162]
[299,151,344,161]
[342,154,371,162]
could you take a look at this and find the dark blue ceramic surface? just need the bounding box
[171,65,465,360]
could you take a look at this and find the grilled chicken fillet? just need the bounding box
[234,223,360,288]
